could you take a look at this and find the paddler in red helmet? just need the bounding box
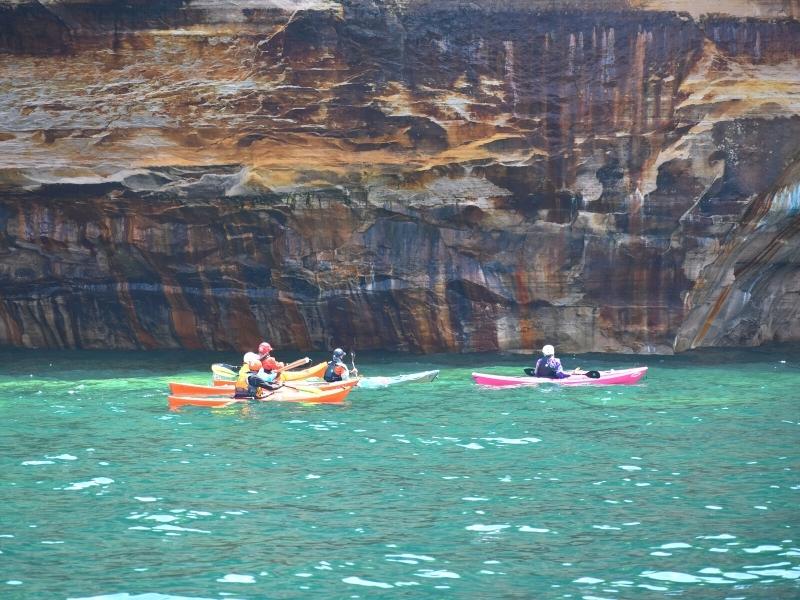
[257,341,285,373]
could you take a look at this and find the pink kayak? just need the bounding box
[472,367,648,387]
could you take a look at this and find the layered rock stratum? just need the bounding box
[0,0,798,353]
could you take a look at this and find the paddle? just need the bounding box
[523,367,600,378]
[212,363,238,378]
[212,356,311,379]
[350,349,359,376]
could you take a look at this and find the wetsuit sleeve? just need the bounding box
[554,358,570,379]
[249,374,280,390]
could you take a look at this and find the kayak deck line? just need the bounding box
[167,385,353,409]
[169,378,359,397]
[472,367,648,387]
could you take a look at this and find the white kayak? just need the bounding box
[358,370,440,389]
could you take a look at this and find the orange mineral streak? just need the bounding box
[691,285,733,348]
[513,267,536,351]
[0,304,22,346]
[116,281,160,349]
[161,279,204,350]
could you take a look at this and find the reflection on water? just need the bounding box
[1,345,799,598]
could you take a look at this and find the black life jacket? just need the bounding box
[535,358,557,378]
[323,360,342,383]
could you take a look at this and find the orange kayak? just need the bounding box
[168,385,353,409]
[170,378,359,397]
[279,361,327,381]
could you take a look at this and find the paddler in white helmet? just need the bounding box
[533,344,570,379]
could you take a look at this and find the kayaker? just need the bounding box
[258,341,285,372]
[534,345,570,379]
[323,348,358,383]
[235,355,280,399]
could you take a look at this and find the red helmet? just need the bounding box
[258,342,272,355]
[263,357,279,371]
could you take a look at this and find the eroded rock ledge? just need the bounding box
[0,0,798,353]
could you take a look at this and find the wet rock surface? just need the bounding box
[0,0,798,352]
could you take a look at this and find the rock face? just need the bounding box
[0,0,798,353]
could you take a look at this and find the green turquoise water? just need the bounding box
[1,346,799,599]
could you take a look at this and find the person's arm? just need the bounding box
[249,372,280,390]
[554,358,570,379]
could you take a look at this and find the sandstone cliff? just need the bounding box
[0,0,798,353]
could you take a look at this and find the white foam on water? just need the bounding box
[638,584,668,591]
[305,474,321,479]
[698,534,736,540]
[709,548,729,553]
[641,571,704,583]
[216,574,255,583]
[723,572,759,580]
[47,454,78,461]
[482,437,540,445]
[574,577,604,584]
[341,576,393,589]
[618,465,641,471]
[458,443,484,450]
[6,581,23,585]
[68,595,215,600]
[593,525,621,530]
[660,543,692,549]
[41,540,64,544]
[153,524,210,534]
[415,570,460,579]
[145,515,178,523]
[705,505,723,510]
[650,552,672,557]
[747,569,800,579]
[462,497,488,501]
[393,581,420,586]
[64,477,114,491]
[22,461,54,466]
[385,553,435,564]
[743,561,791,569]
[134,497,159,502]
[518,526,550,533]
[744,545,783,553]
[466,524,509,533]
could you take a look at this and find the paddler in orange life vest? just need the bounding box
[323,348,358,382]
[257,341,285,374]
[234,352,280,399]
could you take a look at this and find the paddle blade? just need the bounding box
[523,368,536,377]
[586,370,601,379]
[211,363,237,378]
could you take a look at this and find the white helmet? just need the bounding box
[243,352,260,363]
[541,344,555,356]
